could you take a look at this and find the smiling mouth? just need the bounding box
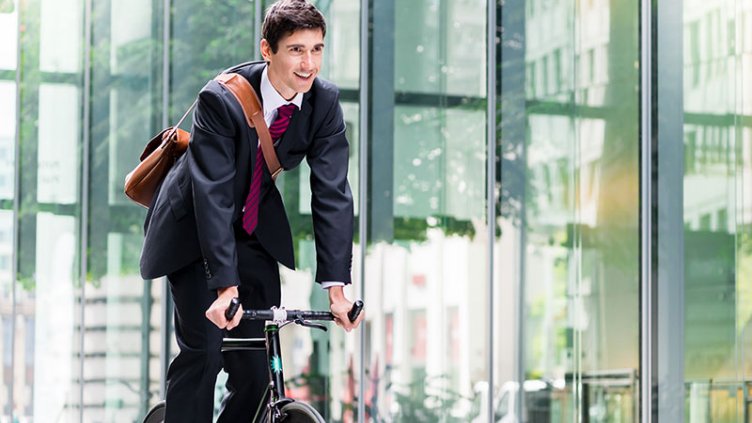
[294,71,314,80]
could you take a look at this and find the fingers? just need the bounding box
[161,127,190,142]
[346,310,365,331]
[332,304,365,332]
[228,303,243,330]
[205,296,243,330]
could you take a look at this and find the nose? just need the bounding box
[300,52,313,70]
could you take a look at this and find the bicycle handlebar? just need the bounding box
[225,298,364,324]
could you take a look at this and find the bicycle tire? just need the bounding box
[142,400,166,423]
[257,400,326,423]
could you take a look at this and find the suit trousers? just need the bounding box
[164,228,281,423]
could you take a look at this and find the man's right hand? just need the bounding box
[205,285,243,330]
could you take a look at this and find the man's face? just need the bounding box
[261,28,324,100]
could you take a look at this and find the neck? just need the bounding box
[267,72,296,101]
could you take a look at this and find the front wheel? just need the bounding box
[142,400,166,423]
[257,400,325,423]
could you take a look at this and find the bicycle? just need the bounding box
[143,298,364,423]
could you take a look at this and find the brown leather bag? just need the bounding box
[124,73,281,208]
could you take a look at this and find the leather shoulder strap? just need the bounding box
[214,73,283,179]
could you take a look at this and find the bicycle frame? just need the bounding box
[221,302,363,422]
[221,321,296,422]
[265,323,286,404]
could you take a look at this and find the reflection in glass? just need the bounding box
[31,213,77,421]
[394,0,486,96]
[318,1,360,90]
[394,107,486,220]
[170,0,255,122]
[83,233,162,422]
[107,0,160,205]
[366,1,489,420]
[0,211,12,418]
[85,0,162,419]
[742,4,752,411]
[0,82,15,200]
[39,0,82,73]
[497,0,640,419]
[37,84,80,204]
[681,0,751,420]
[0,0,17,70]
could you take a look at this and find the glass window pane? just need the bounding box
[39,0,82,73]
[110,0,153,73]
[170,0,255,122]
[681,0,747,419]
[0,0,17,70]
[367,1,489,421]
[394,0,486,96]
[30,213,79,421]
[0,211,12,418]
[741,6,752,414]
[0,82,15,200]
[37,83,80,204]
[394,0,441,94]
[393,107,485,219]
[0,58,14,421]
[82,234,164,421]
[497,0,640,419]
[86,0,163,420]
[318,1,360,90]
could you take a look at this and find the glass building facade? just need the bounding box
[0,0,751,421]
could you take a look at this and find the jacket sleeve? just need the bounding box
[187,82,240,291]
[307,90,354,283]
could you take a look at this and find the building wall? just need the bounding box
[0,0,750,421]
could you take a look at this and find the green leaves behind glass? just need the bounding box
[0,0,14,14]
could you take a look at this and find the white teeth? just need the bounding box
[295,72,312,78]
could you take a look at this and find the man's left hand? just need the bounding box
[328,286,363,332]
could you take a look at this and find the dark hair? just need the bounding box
[262,0,327,53]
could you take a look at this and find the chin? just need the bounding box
[298,82,315,93]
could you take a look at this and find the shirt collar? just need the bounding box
[261,66,303,115]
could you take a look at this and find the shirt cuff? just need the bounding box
[321,281,346,289]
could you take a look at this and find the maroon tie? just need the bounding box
[242,103,296,235]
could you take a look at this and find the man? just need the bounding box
[139,1,362,421]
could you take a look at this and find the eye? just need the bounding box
[312,45,324,54]
[290,46,303,54]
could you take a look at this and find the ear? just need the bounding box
[260,39,272,62]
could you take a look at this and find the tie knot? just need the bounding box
[277,104,296,119]
[269,104,297,140]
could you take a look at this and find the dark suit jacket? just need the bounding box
[140,61,354,290]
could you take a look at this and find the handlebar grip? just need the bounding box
[225,297,241,321]
[243,309,275,321]
[348,300,364,323]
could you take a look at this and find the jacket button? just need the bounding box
[202,259,212,278]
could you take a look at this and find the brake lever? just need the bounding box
[294,319,328,332]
